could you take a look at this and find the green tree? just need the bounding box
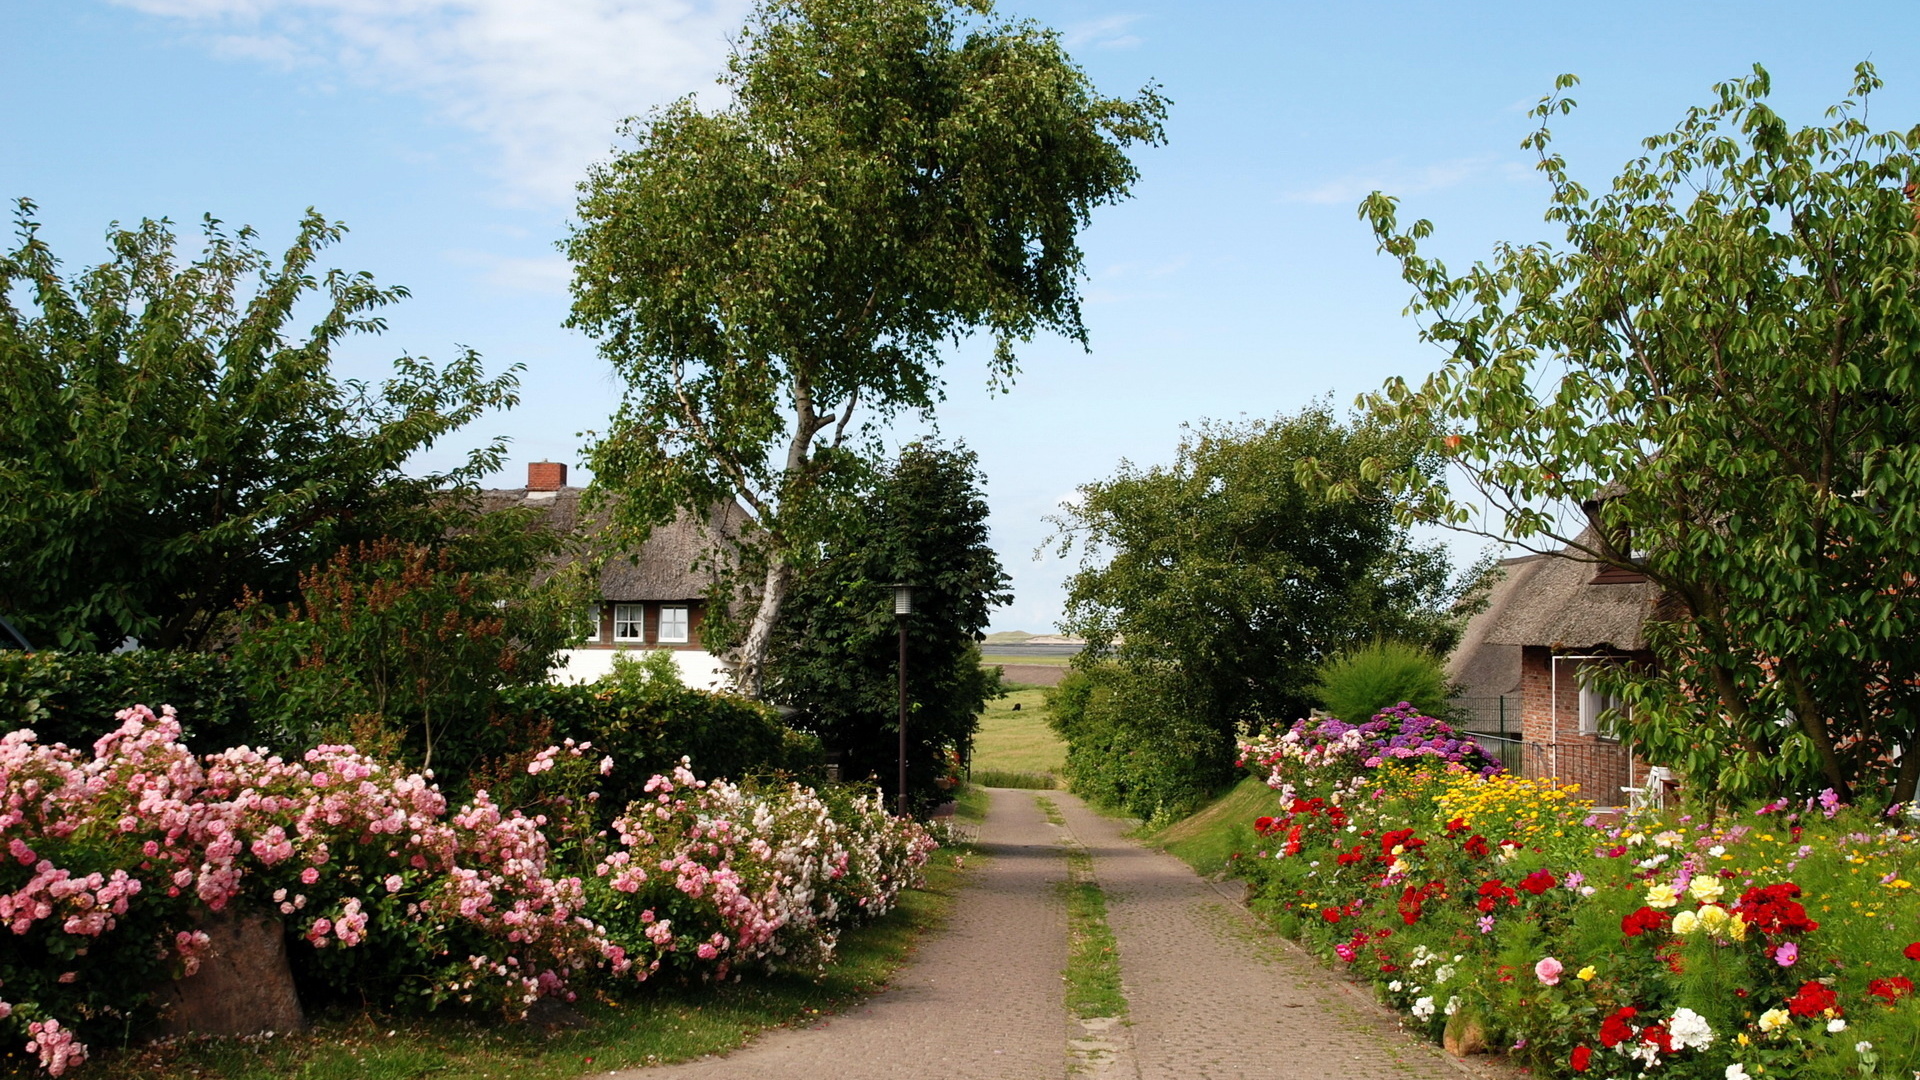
[565,0,1165,696]
[765,441,1010,813]
[1047,406,1481,815]
[232,512,584,772]
[1354,65,1920,804]
[0,202,522,651]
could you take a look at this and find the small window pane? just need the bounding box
[614,604,645,642]
[582,605,603,643]
[659,605,690,643]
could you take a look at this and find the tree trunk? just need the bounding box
[733,556,793,700]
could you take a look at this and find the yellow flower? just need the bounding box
[1576,966,1596,982]
[1729,914,1749,941]
[1688,876,1725,903]
[1758,1008,1791,1034]
[1645,883,1680,909]
[1671,910,1700,935]
[1696,904,1730,932]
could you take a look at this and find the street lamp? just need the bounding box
[892,584,914,818]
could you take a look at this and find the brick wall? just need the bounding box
[1517,645,1662,806]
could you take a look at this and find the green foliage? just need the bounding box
[1354,64,1920,804]
[232,516,584,772]
[1310,640,1457,723]
[496,680,820,809]
[766,442,1009,814]
[566,0,1165,694]
[0,201,523,652]
[0,649,256,750]
[1045,406,1484,819]
[1045,663,1225,823]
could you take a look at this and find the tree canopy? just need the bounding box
[1046,405,1482,818]
[0,202,522,651]
[566,0,1165,695]
[766,441,1009,813]
[1355,64,1920,804]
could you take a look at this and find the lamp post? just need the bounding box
[892,584,914,818]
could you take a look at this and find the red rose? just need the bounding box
[1868,976,1915,1003]
[1254,816,1276,833]
[1905,942,1920,961]
[1463,834,1490,858]
[1621,906,1670,938]
[1598,1006,1638,1048]
[1787,980,1839,1018]
[1518,869,1557,895]
[1570,1046,1592,1072]
[1322,906,1343,924]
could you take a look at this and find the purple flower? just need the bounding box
[1775,942,1799,967]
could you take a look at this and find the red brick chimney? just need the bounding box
[527,461,567,491]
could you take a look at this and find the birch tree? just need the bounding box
[565,0,1164,695]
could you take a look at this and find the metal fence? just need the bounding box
[1448,695,1521,739]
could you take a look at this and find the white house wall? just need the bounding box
[550,648,733,692]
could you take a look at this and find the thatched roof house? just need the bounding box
[1447,533,1667,803]
[482,462,748,687]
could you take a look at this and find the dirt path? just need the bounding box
[602,789,1469,1080]
[605,788,1070,1080]
[1052,795,1467,1080]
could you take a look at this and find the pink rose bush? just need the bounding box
[2,706,934,1075]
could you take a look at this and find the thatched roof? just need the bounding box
[1470,535,1662,653]
[1445,554,1534,698]
[478,485,749,602]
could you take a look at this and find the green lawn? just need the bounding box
[1143,775,1280,877]
[971,685,1065,778]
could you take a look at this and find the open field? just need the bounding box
[971,685,1065,781]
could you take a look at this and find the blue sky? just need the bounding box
[5,1,1917,632]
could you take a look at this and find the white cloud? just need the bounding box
[1281,155,1530,206]
[444,249,574,295]
[1063,13,1143,50]
[112,0,752,205]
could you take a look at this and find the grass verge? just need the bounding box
[1142,775,1277,878]
[51,847,976,1080]
[1034,796,1126,1021]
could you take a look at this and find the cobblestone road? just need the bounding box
[602,789,1469,1080]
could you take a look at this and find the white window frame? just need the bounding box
[658,604,690,644]
[1578,666,1628,740]
[582,604,603,644]
[614,603,646,643]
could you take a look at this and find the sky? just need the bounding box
[5,0,1918,632]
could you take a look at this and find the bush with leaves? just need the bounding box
[232,515,584,773]
[1311,640,1459,724]
[0,201,523,653]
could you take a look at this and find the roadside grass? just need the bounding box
[1035,796,1127,1022]
[1142,775,1277,877]
[54,847,977,1080]
[971,685,1064,779]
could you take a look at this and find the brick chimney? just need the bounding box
[527,461,567,491]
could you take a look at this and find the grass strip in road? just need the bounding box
[55,844,977,1080]
[1035,796,1128,1021]
[970,768,1055,789]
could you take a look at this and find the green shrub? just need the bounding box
[0,650,257,750]
[495,679,822,810]
[1046,664,1232,823]
[1309,639,1455,723]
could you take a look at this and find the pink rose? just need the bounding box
[1535,956,1564,986]
[301,867,320,885]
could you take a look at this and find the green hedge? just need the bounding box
[2,652,819,801]
[0,650,259,751]
[496,681,821,798]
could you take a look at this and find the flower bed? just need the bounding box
[1234,707,1920,1079]
[1,706,934,1075]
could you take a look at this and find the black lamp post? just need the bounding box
[892,583,914,818]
